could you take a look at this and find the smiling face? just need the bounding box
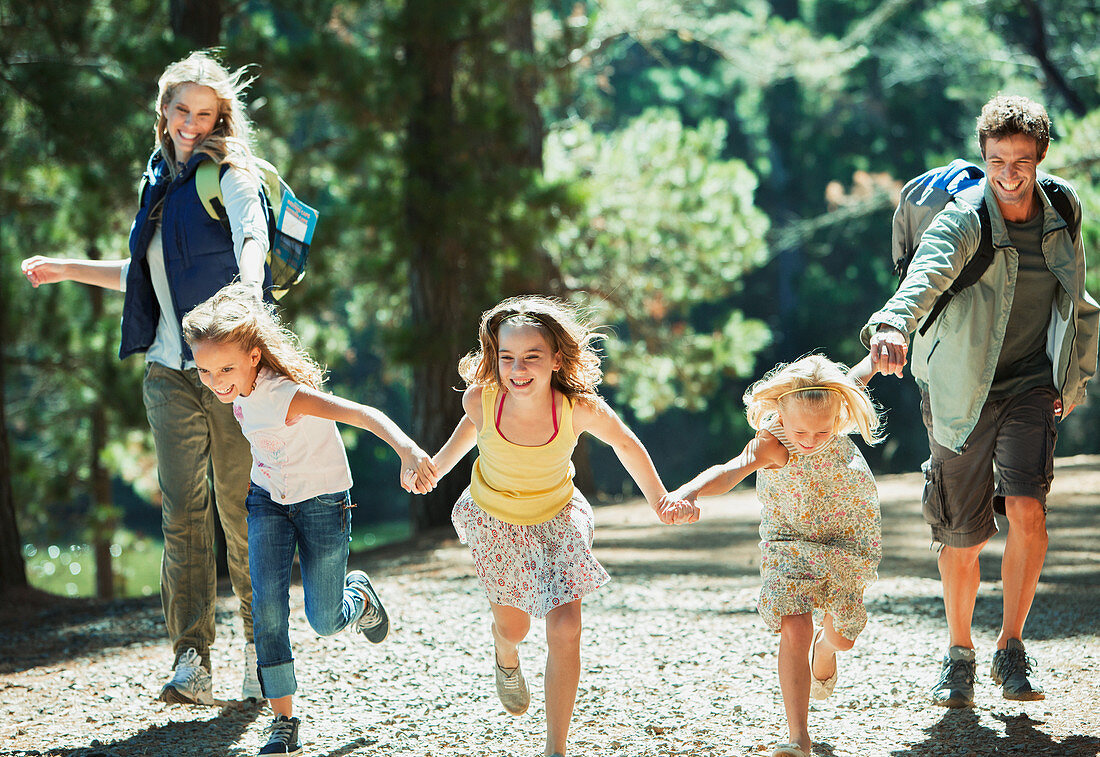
[983,132,1046,223]
[778,401,838,455]
[496,322,561,398]
[192,340,261,403]
[161,83,220,164]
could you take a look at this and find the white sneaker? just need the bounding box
[158,648,215,705]
[241,642,262,701]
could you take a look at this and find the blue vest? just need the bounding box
[120,152,272,363]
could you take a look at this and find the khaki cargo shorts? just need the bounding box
[920,385,1058,549]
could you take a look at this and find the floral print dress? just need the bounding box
[755,423,881,640]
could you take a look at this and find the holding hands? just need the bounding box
[400,447,440,495]
[654,490,701,525]
[868,325,908,378]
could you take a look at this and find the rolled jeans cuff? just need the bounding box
[258,659,297,700]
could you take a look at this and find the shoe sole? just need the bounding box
[348,571,390,643]
[1003,691,1045,701]
[158,685,215,706]
[932,696,974,708]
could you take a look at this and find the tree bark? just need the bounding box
[88,244,117,600]
[403,0,473,532]
[0,313,28,594]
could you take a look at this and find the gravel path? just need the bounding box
[2,456,1099,757]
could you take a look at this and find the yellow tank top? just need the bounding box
[469,384,578,525]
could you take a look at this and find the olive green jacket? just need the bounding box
[861,175,1100,453]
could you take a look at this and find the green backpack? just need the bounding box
[194,158,318,299]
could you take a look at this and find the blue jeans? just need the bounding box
[246,484,363,699]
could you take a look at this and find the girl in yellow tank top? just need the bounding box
[425,295,698,757]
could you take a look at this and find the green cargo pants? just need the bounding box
[143,362,253,668]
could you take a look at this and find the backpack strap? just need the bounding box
[195,160,229,223]
[917,193,994,337]
[1039,177,1077,243]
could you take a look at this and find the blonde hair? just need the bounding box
[182,282,325,390]
[154,50,257,179]
[744,354,883,445]
[458,296,603,402]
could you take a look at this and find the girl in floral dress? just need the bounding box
[428,295,695,757]
[661,354,883,757]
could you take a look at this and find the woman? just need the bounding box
[21,50,271,705]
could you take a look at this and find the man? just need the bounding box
[863,95,1099,707]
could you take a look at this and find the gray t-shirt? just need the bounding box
[988,210,1059,400]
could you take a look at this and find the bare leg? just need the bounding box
[544,600,582,757]
[490,602,532,667]
[996,496,1047,649]
[778,613,813,754]
[270,694,292,718]
[938,541,987,650]
[810,613,855,683]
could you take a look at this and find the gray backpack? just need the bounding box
[892,159,1074,336]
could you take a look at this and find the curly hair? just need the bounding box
[976,94,1051,159]
[182,282,325,390]
[458,296,603,403]
[154,50,258,178]
[744,354,883,445]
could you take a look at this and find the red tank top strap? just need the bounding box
[494,387,561,445]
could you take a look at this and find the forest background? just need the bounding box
[2,0,1099,600]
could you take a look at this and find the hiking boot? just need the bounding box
[494,657,530,715]
[258,715,302,756]
[158,648,215,705]
[930,645,976,708]
[241,642,262,701]
[346,570,390,643]
[991,638,1045,701]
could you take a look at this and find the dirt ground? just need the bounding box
[2,456,1099,757]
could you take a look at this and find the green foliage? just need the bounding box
[545,110,770,419]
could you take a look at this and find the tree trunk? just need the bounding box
[170,0,223,49]
[88,244,117,600]
[0,315,28,594]
[403,0,473,532]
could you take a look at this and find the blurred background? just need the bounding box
[2,0,1099,599]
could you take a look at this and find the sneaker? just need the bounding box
[991,638,1045,701]
[346,570,390,643]
[241,642,262,701]
[930,645,976,708]
[494,656,530,715]
[258,715,302,756]
[158,648,215,705]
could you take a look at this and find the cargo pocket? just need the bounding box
[921,457,950,530]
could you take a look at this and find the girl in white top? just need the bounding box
[660,354,883,757]
[183,282,437,757]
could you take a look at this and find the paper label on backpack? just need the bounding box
[277,193,319,245]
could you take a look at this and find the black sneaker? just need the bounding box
[930,645,976,708]
[346,570,390,643]
[258,715,302,756]
[991,638,1045,701]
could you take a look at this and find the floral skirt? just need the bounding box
[451,488,610,618]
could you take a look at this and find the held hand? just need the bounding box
[869,325,908,378]
[654,492,700,525]
[21,256,67,288]
[400,447,440,494]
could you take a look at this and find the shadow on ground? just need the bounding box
[890,710,1100,757]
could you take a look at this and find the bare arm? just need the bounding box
[847,353,882,387]
[429,387,482,480]
[287,385,438,492]
[662,432,787,507]
[574,397,670,513]
[21,256,126,291]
